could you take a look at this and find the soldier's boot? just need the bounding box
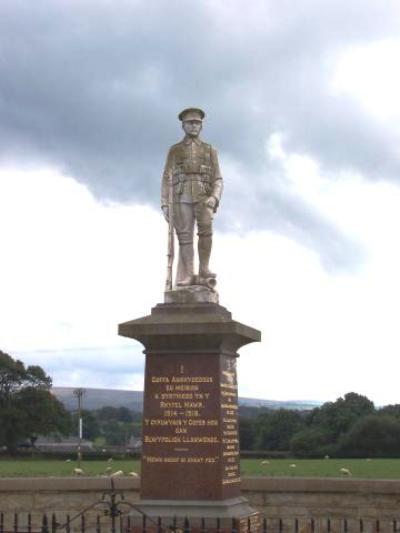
[198,235,216,279]
[177,242,195,286]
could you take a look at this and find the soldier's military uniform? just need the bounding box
[161,108,223,286]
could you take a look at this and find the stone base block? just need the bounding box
[164,284,219,304]
[125,497,262,532]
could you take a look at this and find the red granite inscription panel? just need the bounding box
[140,352,240,501]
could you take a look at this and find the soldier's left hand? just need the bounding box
[205,196,217,210]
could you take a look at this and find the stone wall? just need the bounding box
[242,477,400,519]
[1,477,400,529]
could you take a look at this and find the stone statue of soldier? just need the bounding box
[161,108,223,289]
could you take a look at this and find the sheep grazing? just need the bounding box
[110,470,124,477]
[339,467,352,476]
[261,460,270,465]
[128,471,139,477]
[65,459,71,463]
[289,464,297,468]
[73,468,84,475]
[107,457,113,463]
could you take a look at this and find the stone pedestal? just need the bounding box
[118,302,261,530]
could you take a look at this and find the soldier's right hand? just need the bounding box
[162,206,169,222]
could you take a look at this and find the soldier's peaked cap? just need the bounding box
[178,108,205,121]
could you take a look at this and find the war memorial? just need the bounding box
[2,109,400,531]
[119,108,262,530]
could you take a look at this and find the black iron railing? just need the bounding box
[1,514,400,533]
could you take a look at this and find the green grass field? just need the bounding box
[0,458,400,478]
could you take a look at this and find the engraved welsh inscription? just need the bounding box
[140,353,241,500]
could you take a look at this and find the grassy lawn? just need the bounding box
[0,458,400,478]
[241,458,400,479]
[0,458,141,477]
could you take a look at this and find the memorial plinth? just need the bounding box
[119,302,261,527]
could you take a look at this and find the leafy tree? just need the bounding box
[307,392,375,441]
[116,407,135,423]
[378,404,400,419]
[337,415,400,458]
[101,420,133,446]
[255,409,305,451]
[290,427,332,457]
[239,417,256,450]
[0,350,71,453]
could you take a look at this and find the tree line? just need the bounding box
[2,349,400,458]
[0,350,141,453]
[239,393,400,458]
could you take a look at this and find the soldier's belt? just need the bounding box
[172,176,211,185]
[174,163,211,174]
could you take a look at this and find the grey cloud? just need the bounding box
[16,345,145,388]
[220,165,365,272]
[0,0,398,270]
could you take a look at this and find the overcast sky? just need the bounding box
[1,0,400,405]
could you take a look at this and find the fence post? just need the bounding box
[51,514,57,533]
[65,515,71,533]
[231,517,237,533]
[184,516,190,533]
[41,515,49,533]
[111,511,115,533]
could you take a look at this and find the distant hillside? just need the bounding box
[52,387,144,411]
[239,397,320,411]
[52,387,320,412]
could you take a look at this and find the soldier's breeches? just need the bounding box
[195,201,213,237]
[173,203,194,244]
[173,202,213,241]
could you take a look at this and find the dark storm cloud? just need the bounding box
[0,0,398,269]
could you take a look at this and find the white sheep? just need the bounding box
[111,470,124,477]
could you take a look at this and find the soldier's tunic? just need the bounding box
[161,136,223,244]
